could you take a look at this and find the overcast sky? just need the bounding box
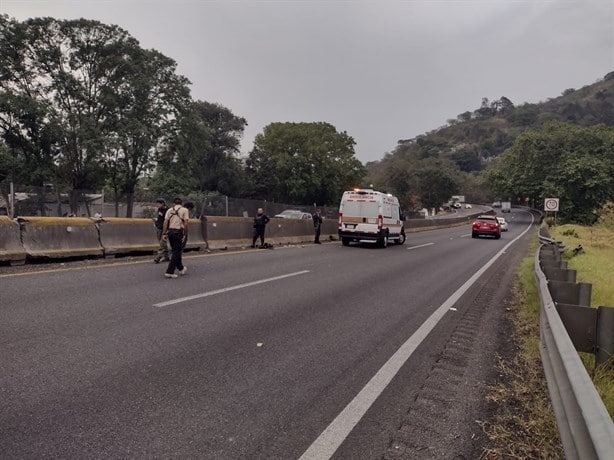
[2,0,613,164]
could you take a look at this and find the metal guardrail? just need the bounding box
[535,242,614,459]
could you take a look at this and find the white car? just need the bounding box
[274,210,312,219]
[465,204,472,209]
[496,216,509,231]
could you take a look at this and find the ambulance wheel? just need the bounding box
[397,231,406,245]
[378,234,388,248]
[342,237,350,246]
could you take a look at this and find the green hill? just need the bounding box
[364,72,614,208]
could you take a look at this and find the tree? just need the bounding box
[246,122,365,205]
[414,158,460,209]
[106,46,191,216]
[0,16,60,206]
[188,101,247,195]
[150,100,248,199]
[0,16,192,216]
[0,17,137,213]
[488,121,614,223]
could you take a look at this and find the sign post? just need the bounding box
[544,198,560,225]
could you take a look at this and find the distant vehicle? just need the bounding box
[338,189,405,247]
[274,210,312,219]
[465,204,472,209]
[453,202,462,209]
[501,201,511,213]
[492,201,501,208]
[496,216,509,231]
[472,215,501,239]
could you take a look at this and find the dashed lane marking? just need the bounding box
[407,242,435,250]
[153,270,310,307]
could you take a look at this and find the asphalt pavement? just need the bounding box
[0,209,535,459]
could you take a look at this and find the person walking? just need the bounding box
[153,198,169,263]
[312,208,323,244]
[162,197,189,278]
[251,207,270,248]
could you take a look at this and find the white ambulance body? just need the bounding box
[338,189,406,247]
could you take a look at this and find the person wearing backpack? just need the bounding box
[161,197,190,278]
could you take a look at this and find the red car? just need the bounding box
[472,215,501,239]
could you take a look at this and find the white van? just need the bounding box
[338,189,406,247]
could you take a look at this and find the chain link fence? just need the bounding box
[0,183,339,220]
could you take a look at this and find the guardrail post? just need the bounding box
[547,280,592,307]
[542,265,576,283]
[555,304,597,353]
[596,306,614,366]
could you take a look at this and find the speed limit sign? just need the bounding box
[544,198,559,212]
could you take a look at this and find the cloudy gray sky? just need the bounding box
[2,0,613,164]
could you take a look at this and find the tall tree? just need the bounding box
[414,158,460,209]
[0,17,139,213]
[489,121,614,223]
[246,122,365,205]
[106,47,191,216]
[0,15,60,207]
[150,101,248,198]
[188,101,247,195]
[0,16,192,216]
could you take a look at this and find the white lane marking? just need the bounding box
[459,233,472,238]
[406,242,435,250]
[299,212,535,460]
[153,270,310,307]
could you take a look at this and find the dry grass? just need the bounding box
[481,237,563,458]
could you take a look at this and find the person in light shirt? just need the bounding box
[161,197,189,278]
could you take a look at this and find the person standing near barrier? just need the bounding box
[312,209,323,244]
[153,198,169,264]
[251,207,270,248]
[162,198,189,278]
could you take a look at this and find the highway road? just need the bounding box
[1,210,535,459]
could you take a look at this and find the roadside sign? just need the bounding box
[544,198,559,212]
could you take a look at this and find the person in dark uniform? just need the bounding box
[153,198,169,263]
[312,208,323,244]
[251,207,270,248]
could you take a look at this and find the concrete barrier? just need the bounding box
[0,216,27,265]
[96,218,159,256]
[9,212,480,261]
[203,216,338,249]
[184,218,208,251]
[20,217,103,259]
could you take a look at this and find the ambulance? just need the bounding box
[338,189,406,247]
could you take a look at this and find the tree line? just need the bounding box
[2,16,612,222]
[366,75,614,222]
[0,16,365,216]
[488,121,614,224]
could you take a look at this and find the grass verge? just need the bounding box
[481,235,563,458]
